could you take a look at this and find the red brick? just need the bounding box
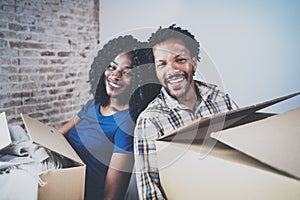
[49,89,62,94]
[8,117,23,125]
[9,41,46,49]
[55,66,68,73]
[58,93,73,100]
[24,98,39,105]
[39,96,57,103]
[1,4,15,13]
[46,109,59,115]
[22,82,38,89]
[0,58,11,65]
[41,51,55,56]
[37,104,52,111]
[50,59,65,64]
[59,15,74,21]
[0,108,15,116]
[17,106,36,114]
[21,50,40,57]
[66,87,75,93]
[29,113,44,119]
[29,26,45,33]
[12,92,33,98]
[39,59,48,65]
[29,75,41,81]
[57,51,71,57]
[60,107,74,113]
[0,66,18,73]
[9,23,28,31]
[47,74,64,81]
[53,101,67,107]
[4,100,23,107]
[66,72,77,78]
[41,82,56,88]
[58,80,70,87]
[9,75,21,81]
[39,67,55,73]
[33,90,47,97]
[19,67,37,73]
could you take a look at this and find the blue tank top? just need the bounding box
[65,99,135,200]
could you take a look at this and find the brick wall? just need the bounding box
[0,0,100,128]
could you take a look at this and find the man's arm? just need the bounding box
[57,115,81,134]
[134,116,166,200]
[104,152,134,200]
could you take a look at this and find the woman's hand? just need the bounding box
[104,153,134,200]
[57,115,81,134]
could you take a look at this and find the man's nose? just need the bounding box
[167,61,180,71]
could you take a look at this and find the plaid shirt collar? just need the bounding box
[160,80,217,110]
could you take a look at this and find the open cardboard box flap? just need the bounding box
[0,112,12,150]
[211,107,300,180]
[21,113,83,164]
[156,92,300,180]
[157,92,300,141]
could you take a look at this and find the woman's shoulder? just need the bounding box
[85,99,96,106]
[78,99,99,116]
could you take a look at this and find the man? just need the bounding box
[134,25,238,199]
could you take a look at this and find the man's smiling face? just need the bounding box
[153,38,197,99]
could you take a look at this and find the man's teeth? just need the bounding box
[110,81,120,88]
[168,77,184,84]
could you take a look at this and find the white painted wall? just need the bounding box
[100,0,300,113]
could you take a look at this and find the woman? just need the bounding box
[58,35,159,200]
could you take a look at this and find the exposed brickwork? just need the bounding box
[0,0,100,128]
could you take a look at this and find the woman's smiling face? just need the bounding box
[104,51,134,98]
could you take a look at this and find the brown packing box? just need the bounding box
[0,113,86,200]
[156,92,300,200]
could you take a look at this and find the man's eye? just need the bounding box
[156,63,166,68]
[176,58,186,63]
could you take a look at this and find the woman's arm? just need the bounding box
[104,152,134,200]
[57,115,81,134]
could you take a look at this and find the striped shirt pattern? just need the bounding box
[134,80,238,200]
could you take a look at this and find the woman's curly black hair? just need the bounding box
[148,24,200,61]
[89,35,141,105]
[88,35,161,118]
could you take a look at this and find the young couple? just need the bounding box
[59,25,238,200]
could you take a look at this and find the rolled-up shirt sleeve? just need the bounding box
[134,113,166,200]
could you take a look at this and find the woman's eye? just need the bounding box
[107,65,116,70]
[123,71,133,76]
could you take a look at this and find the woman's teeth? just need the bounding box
[109,80,120,88]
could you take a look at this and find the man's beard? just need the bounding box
[164,72,192,99]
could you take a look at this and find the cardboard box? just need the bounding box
[0,113,86,200]
[156,93,300,200]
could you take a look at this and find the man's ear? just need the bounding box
[192,57,198,71]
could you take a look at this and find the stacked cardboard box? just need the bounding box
[156,93,300,200]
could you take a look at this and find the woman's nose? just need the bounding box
[111,70,122,79]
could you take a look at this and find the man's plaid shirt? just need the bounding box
[134,80,238,199]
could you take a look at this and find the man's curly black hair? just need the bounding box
[148,24,200,61]
[88,35,160,118]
